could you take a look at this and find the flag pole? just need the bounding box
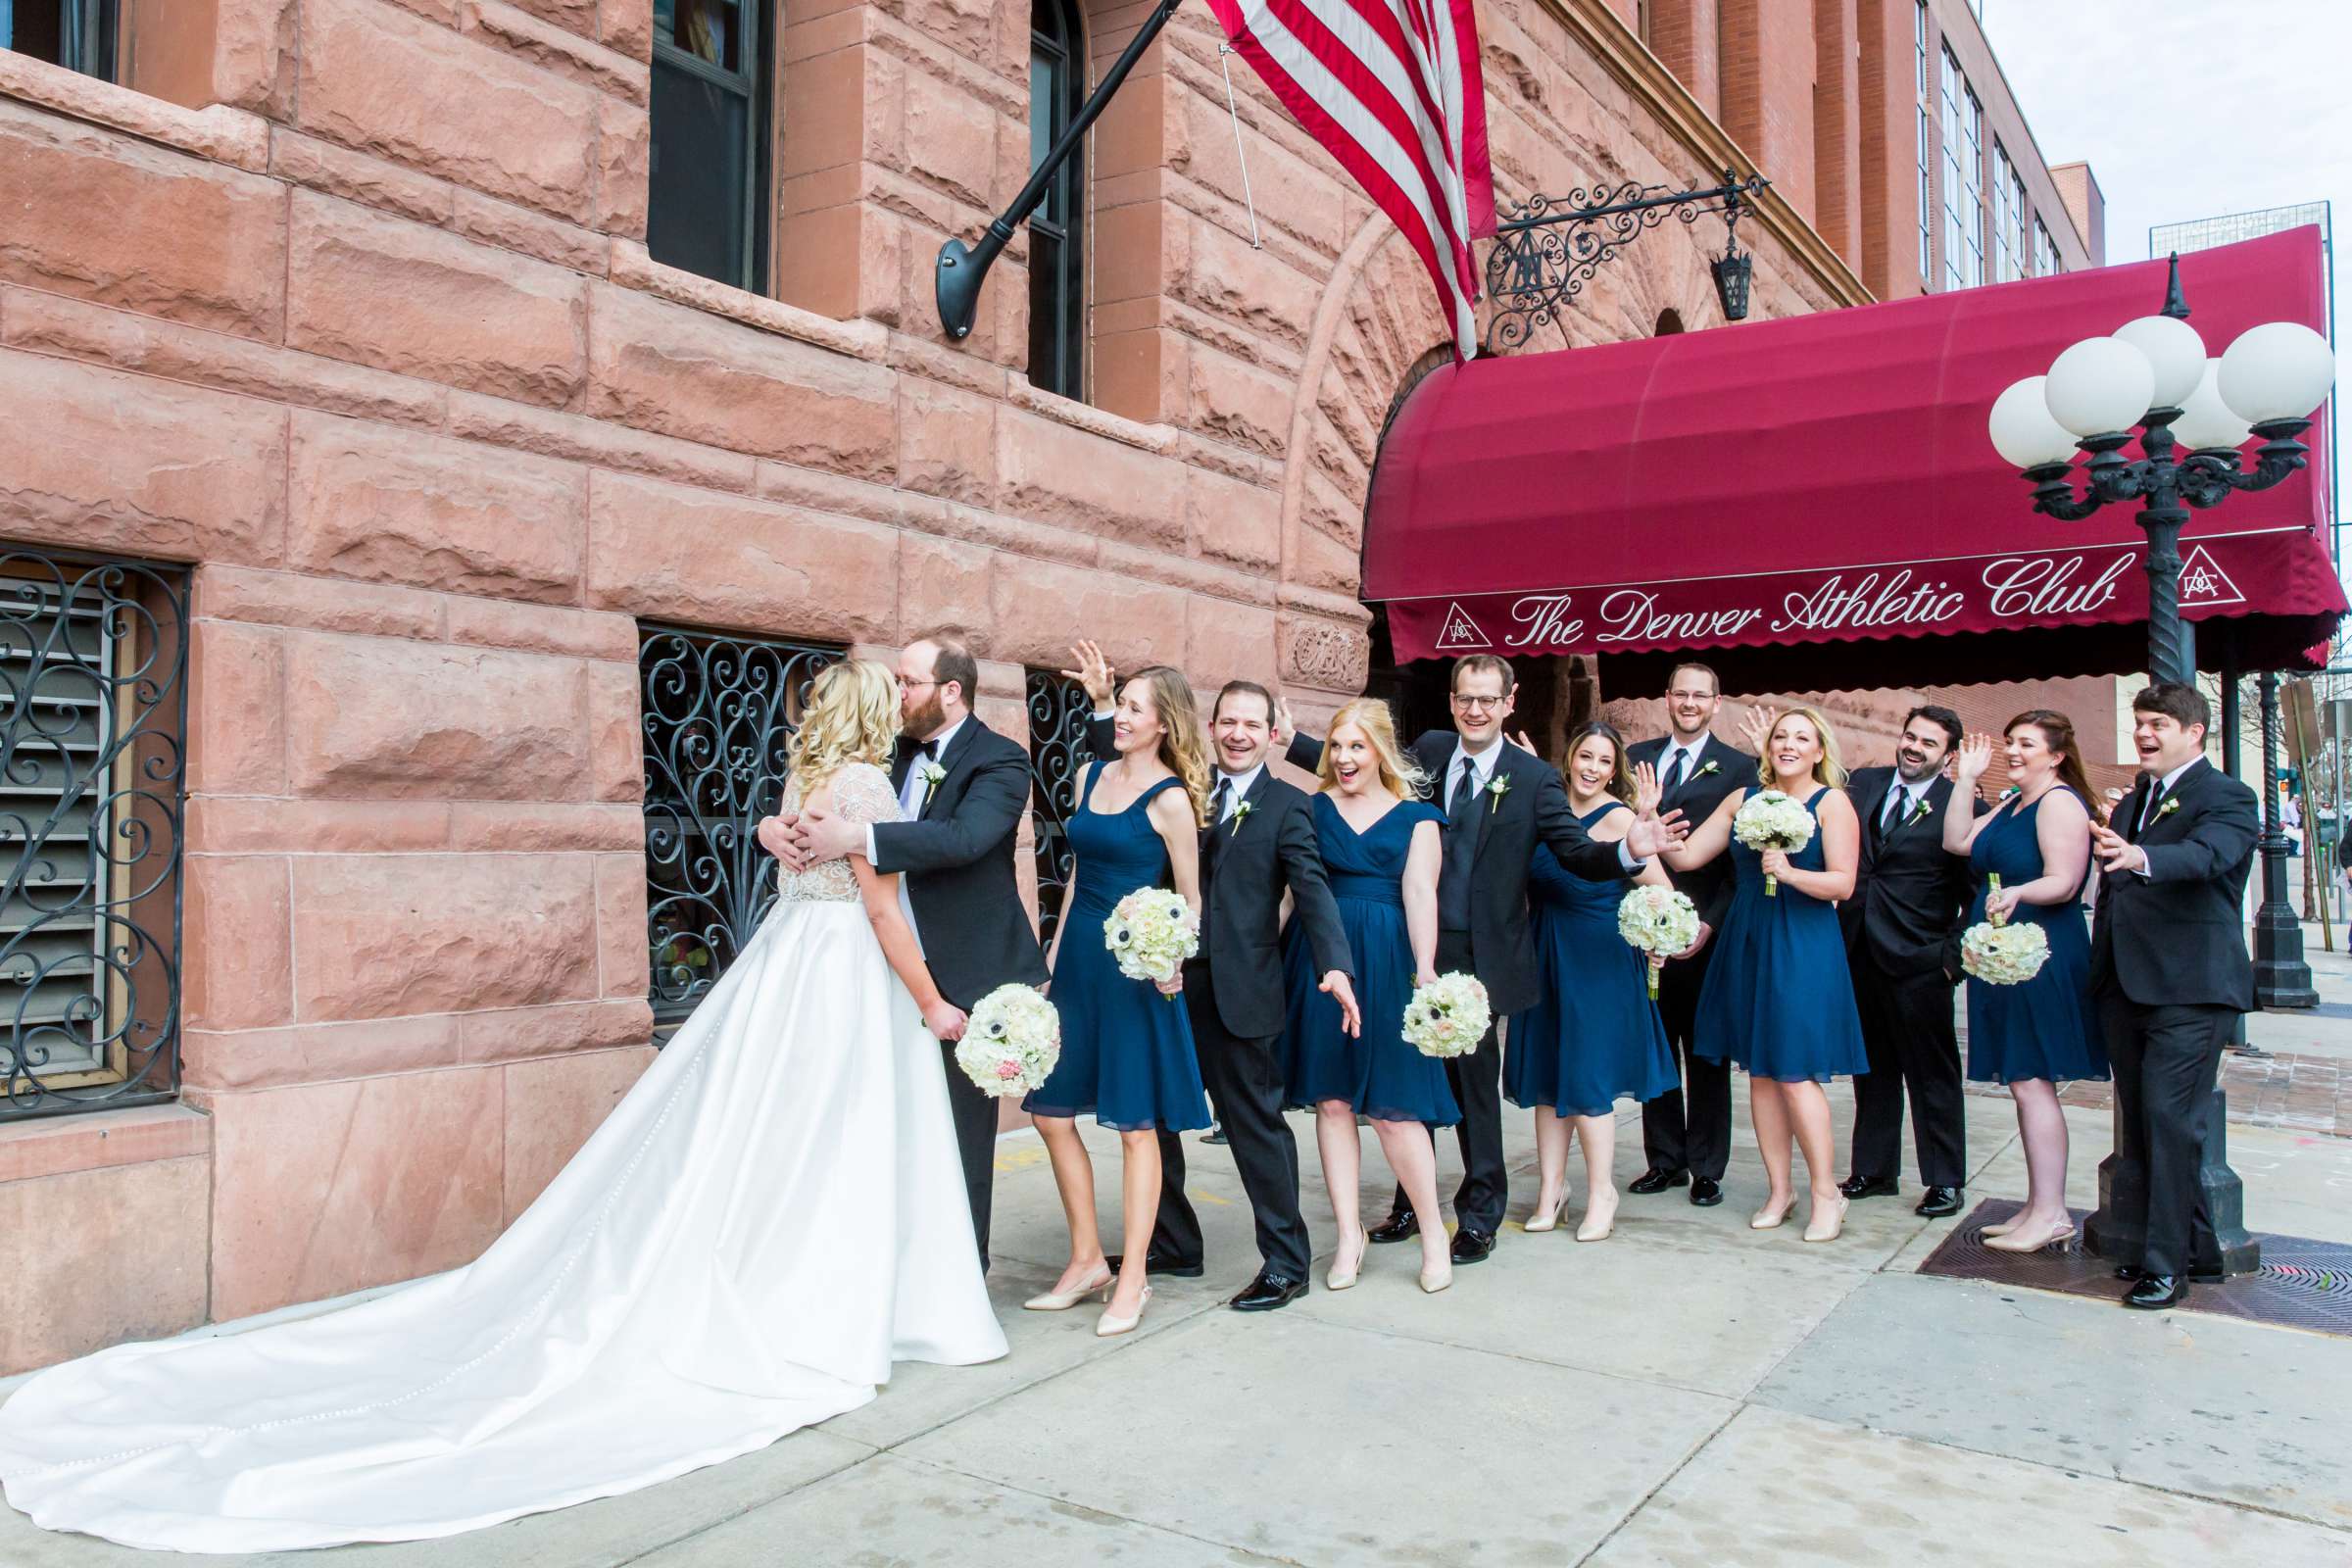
[936,0,1186,341]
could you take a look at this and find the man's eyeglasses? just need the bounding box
[1452,693,1508,712]
[897,676,940,692]
[1667,689,1717,703]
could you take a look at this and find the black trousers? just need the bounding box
[2099,995,2232,1278]
[1641,944,1732,1181]
[1848,960,1966,1189]
[937,1037,998,1269]
[1389,930,1508,1237]
[1151,969,1312,1281]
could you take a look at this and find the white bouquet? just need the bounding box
[1401,972,1491,1058]
[956,984,1061,1097]
[1105,888,1200,985]
[1960,873,2051,987]
[1732,789,1816,897]
[1616,885,1700,998]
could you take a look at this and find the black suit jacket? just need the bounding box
[2090,757,2258,1010]
[1085,718,1351,1038]
[1625,733,1754,933]
[1840,766,1980,980]
[1286,728,1626,1016]
[868,718,1050,1009]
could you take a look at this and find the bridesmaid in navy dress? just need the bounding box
[1504,722,1679,1244]
[1941,710,2105,1255]
[1024,666,1211,1337]
[1281,698,1458,1296]
[1656,706,1866,1243]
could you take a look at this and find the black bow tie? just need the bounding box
[916,739,939,760]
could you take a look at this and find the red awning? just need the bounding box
[1364,227,2344,689]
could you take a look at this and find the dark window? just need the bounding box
[1654,308,1686,336]
[1028,0,1086,399]
[648,0,771,292]
[2,0,118,78]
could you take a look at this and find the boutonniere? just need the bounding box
[916,759,947,806]
[2156,797,2180,820]
[1697,760,1721,778]
[1486,775,1511,814]
[1908,797,1935,823]
[1228,800,1255,836]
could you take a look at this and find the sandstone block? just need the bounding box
[986,557,1188,671]
[898,376,1000,504]
[586,659,645,805]
[1186,466,1282,572]
[298,0,602,221]
[181,1013,464,1092]
[184,855,293,1031]
[600,0,654,60]
[286,193,589,408]
[443,390,757,494]
[444,598,638,662]
[461,0,650,104]
[0,1158,209,1376]
[899,532,994,649]
[585,470,898,641]
[463,996,651,1071]
[596,853,650,998]
[285,635,592,800]
[0,99,285,339]
[270,126,456,226]
[214,0,302,119]
[194,564,446,642]
[188,620,286,796]
[501,1044,654,1218]
[0,349,286,567]
[188,797,454,855]
[996,410,1186,551]
[900,64,997,209]
[1174,215,1322,350]
[288,413,587,603]
[448,801,640,852]
[1186,345,1296,458]
[452,188,612,273]
[291,854,600,1021]
[505,0,596,37]
[0,1104,212,1185]
[586,284,896,473]
[594,95,652,240]
[755,460,947,529]
[202,1066,507,1320]
[1186,595,1279,686]
[938,502,1101,569]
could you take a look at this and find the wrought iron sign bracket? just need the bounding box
[1483,171,1770,354]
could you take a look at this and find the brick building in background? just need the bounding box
[0,0,2098,1373]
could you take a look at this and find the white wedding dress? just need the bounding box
[0,761,1005,1553]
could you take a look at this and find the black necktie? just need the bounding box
[1210,777,1232,828]
[1440,759,1481,932]
[1662,751,1688,795]
[2138,779,2167,834]
[1449,760,1478,821]
[1882,785,1908,832]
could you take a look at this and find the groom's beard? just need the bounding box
[902,691,948,740]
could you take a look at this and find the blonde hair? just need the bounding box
[1125,666,1213,827]
[788,659,900,794]
[1318,699,1431,801]
[1756,705,1848,790]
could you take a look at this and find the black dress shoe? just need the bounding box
[1839,1174,1900,1200]
[2117,1262,2224,1284]
[1367,1212,1421,1245]
[1104,1252,1206,1279]
[2124,1274,2186,1310]
[1689,1177,1723,1207]
[1201,1124,1229,1146]
[1915,1186,1962,1217]
[1228,1272,1305,1311]
[1629,1167,1690,1196]
[1448,1228,1495,1264]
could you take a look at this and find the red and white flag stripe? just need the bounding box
[1207,0,1495,359]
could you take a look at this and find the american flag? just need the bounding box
[1205,0,1495,360]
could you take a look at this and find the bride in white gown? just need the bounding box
[0,659,1007,1553]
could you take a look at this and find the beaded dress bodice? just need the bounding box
[775,761,904,905]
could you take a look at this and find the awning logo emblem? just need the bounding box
[2178,546,2245,608]
[1436,602,1492,650]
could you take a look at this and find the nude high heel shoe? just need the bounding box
[1024,1265,1114,1311]
[1419,1259,1453,1294]
[1576,1189,1619,1243]
[1523,1195,1568,1234]
[1326,1227,1370,1291]
[1096,1285,1152,1337]
[1802,1194,1849,1244]
[1750,1195,1795,1230]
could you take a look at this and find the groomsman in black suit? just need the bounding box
[2089,682,2259,1310]
[1069,645,1361,1311]
[1624,664,1754,1208]
[1838,706,1980,1218]
[1284,655,1687,1262]
[787,630,1049,1269]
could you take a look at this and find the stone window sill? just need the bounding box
[0,49,267,172]
[0,1104,213,1185]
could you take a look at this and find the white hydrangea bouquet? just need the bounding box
[956,983,1061,1097]
[1402,972,1491,1058]
[1732,789,1816,896]
[1959,873,2050,986]
[1105,888,1200,985]
[1617,885,1700,998]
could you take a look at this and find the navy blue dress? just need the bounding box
[1025,762,1211,1132]
[1965,788,2109,1084]
[1505,807,1680,1117]
[1280,795,1458,1125]
[1693,787,1870,1083]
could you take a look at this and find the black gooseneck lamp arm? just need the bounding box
[936,0,1187,341]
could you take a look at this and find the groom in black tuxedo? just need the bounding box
[1624,663,1753,1208]
[1285,655,1686,1262]
[2089,682,2259,1310]
[1838,705,1980,1218]
[788,630,1048,1268]
[1072,647,1359,1311]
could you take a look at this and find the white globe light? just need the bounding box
[1987,376,2081,468]
[2112,315,2207,409]
[2169,359,2253,452]
[2044,336,2157,438]
[2218,320,2335,424]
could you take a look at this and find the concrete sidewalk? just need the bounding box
[6,1069,2349,1566]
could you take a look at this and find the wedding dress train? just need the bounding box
[0,762,1005,1552]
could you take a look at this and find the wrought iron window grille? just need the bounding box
[1024,671,1093,953]
[0,550,187,1122]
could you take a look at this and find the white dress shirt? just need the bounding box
[2132,757,2202,877]
[1881,776,1926,830]
[1211,762,1265,822]
[864,714,968,948]
[1655,736,1707,791]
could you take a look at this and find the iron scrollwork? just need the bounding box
[1483,171,1769,354]
[1025,671,1094,953]
[638,627,841,1027]
[0,552,188,1122]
